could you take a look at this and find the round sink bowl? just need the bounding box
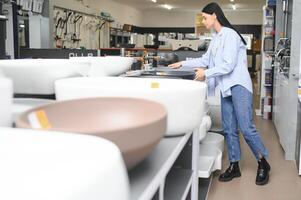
[0,127,129,200]
[55,77,207,136]
[70,56,134,76]
[15,97,167,169]
[0,59,90,95]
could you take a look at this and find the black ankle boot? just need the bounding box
[219,161,241,182]
[256,157,271,185]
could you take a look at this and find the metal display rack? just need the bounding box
[259,4,276,120]
[129,130,199,200]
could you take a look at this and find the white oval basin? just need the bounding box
[55,77,207,136]
[70,56,134,76]
[0,127,129,200]
[0,59,90,95]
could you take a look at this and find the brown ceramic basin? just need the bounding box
[15,97,167,169]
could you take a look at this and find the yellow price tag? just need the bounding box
[151,82,160,89]
[36,110,51,130]
[298,88,301,95]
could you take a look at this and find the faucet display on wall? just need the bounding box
[53,6,114,49]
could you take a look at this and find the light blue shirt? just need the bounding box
[181,27,253,97]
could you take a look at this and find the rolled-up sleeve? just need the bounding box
[205,32,239,78]
[181,44,211,68]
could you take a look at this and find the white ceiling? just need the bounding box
[111,0,265,12]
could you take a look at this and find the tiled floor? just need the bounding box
[207,116,301,200]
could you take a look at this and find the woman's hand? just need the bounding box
[168,62,182,69]
[194,68,206,81]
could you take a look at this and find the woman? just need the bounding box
[169,2,271,185]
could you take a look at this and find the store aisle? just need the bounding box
[207,116,301,200]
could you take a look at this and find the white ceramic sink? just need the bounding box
[55,77,207,136]
[0,59,90,95]
[70,56,134,76]
[0,127,129,200]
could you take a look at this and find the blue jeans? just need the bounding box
[221,85,269,162]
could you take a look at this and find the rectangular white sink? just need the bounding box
[0,59,90,95]
[55,77,207,136]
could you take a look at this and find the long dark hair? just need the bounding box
[202,2,247,45]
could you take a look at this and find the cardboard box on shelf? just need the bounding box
[253,38,261,52]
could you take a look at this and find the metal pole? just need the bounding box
[191,128,199,200]
[120,48,125,57]
[11,0,19,59]
[283,0,289,38]
[0,1,7,59]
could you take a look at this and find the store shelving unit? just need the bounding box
[260,4,276,120]
[109,27,131,47]
[129,129,199,200]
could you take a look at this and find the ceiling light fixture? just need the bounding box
[230,0,234,2]
[151,0,157,3]
[162,4,172,10]
[232,3,236,10]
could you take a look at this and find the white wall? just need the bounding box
[47,1,263,48]
[49,0,143,48]
[49,0,262,28]
[142,10,263,27]
[224,10,263,25]
[142,11,197,27]
[49,0,143,26]
[89,0,143,27]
